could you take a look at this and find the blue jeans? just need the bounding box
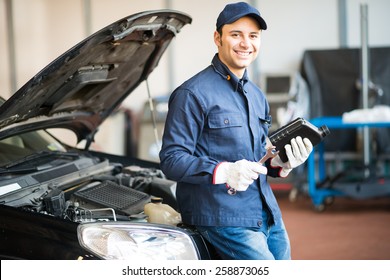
[196,211,291,260]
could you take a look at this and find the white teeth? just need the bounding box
[236,51,250,56]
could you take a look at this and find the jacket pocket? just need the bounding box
[208,112,243,129]
[207,113,245,160]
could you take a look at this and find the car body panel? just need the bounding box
[0,204,95,260]
[0,10,191,144]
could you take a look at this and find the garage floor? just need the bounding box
[274,188,390,260]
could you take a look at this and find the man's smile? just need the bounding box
[234,50,253,56]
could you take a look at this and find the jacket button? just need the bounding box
[257,221,262,227]
[224,119,229,124]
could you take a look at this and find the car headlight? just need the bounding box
[77,222,200,260]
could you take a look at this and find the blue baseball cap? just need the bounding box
[216,2,267,30]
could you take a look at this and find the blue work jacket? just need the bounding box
[159,54,283,227]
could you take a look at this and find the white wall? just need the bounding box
[3,0,389,104]
[346,0,390,47]
[260,0,340,76]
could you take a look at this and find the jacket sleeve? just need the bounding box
[159,88,219,184]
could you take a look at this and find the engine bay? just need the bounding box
[0,153,177,224]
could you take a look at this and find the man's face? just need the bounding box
[214,16,261,78]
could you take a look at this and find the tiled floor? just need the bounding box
[275,189,390,260]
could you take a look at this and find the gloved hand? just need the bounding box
[271,136,313,177]
[213,159,267,192]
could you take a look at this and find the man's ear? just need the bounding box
[214,30,222,47]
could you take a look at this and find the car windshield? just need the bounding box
[0,130,68,168]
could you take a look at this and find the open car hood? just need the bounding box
[0,10,191,145]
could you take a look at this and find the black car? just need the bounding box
[0,10,215,260]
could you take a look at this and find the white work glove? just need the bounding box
[271,136,313,177]
[213,159,267,192]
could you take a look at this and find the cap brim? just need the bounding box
[218,13,267,30]
[247,13,267,30]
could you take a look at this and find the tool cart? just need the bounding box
[307,117,390,211]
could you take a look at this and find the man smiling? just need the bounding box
[214,14,261,77]
[159,2,313,260]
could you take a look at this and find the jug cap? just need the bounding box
[151,197,163,203]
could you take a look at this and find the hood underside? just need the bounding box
[0,10,191,144]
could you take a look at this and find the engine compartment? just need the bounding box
[0,153,177,224]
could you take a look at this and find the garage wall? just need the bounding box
[2,0,390,101]
[1,0,389,155]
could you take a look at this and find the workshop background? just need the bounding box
[1,0,390,154]
[1,0,390,259]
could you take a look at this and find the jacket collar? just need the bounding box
[211,54,249,92]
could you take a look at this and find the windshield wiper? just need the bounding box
[3,150,80,169]
[0,164,52,175]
